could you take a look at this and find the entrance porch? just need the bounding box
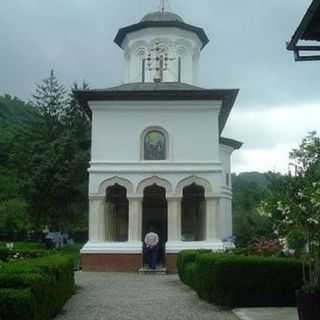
[81,176,229,273]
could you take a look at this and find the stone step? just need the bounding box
[138,267,167,275]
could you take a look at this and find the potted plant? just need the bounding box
[296,252,320,320]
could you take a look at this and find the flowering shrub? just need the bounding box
[260,179,320,294]
[253,239,283,257]
[258,133,320,295]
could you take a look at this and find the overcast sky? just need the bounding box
[0,0,318,173]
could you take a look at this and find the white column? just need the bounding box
[167,197,182,241]
[128,197,143,242]
[105,202,114,241]
[89,196,106,242]
[218,197,233,240]
[205,197,218,241]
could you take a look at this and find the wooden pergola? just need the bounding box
[287,0,320,61]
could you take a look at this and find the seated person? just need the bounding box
[144,227,159,270]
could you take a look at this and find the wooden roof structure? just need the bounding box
[287,0,320,61]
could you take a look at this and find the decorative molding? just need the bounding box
[80,241,143,254]
[205,192,222,200]
[127,194,144,200]
[98,176,134,195]
[130,39,149,53]
[165,240,225,254]
[166,192,182,200]
[136,175,173,194]
[89,100,221,111]
[89,195,105,201]
[175,175,213,195]
[90,161,222,165]
[88,161,223,174]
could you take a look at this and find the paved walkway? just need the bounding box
[55,272,238,320]
[233,308,298,320]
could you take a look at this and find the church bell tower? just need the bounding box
[114,9,209,84]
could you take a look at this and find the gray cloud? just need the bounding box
[0,0,318,172]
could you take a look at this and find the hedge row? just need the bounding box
[0,255,75,320]
[176,249,211,285]
[177,251,303,308]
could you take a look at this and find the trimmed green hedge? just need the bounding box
[0,289,36,319]
[177,250,304,308]
[0,248,10,262]
[0,255,75,320]
[176,249,211,285]
[210,255,303,307]
[194,253,223,301]
[184,262,197,290]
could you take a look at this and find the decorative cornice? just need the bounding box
[114,20,209,50]
[89,195,105,201]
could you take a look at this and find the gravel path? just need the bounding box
[55,272,238,320]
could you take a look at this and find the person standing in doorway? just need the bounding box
[144,227,159,270]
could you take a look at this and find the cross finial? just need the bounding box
[160,0,167,14]
[146,42,175,82]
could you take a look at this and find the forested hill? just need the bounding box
[232,171,271,189]
[0,95,36,133]
[0,95,38,167]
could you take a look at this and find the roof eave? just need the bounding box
[74,88,239,134]
[220,137,243,150]
[287,0,320,50]
[114,21,210,50]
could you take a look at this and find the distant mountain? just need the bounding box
[232,172,271,188]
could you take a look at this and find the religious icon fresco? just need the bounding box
[144,130,166,160]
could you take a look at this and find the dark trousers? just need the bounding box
[145,246,158,269]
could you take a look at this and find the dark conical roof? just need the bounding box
[141,11,184,23]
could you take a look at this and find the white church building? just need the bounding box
[75,9,242,272]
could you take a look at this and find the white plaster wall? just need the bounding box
[90,101,221,163]
[121,28,203,84]
[219,144,233,188]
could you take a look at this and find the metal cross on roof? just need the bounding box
[160,0,169,13]
[146,42,175,82]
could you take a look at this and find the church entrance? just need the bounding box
[105,184,129,242]
[142,185,168,268]
[181,184,206,241]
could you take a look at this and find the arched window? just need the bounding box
[142,128,168,160]
[137,49,146,82]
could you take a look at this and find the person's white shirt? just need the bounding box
[144,232,159,248]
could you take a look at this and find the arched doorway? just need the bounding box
[142,184,168,267]
[181,184,206,241]
[105,184,129,242]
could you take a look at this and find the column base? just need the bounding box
[81,241,143,254]
[165,240,226,254]
[80,241,143,272]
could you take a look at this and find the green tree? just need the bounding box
[262,132,320,293]
[11,73,90,231]
[232,174,273,247]
[32,69,69,122]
